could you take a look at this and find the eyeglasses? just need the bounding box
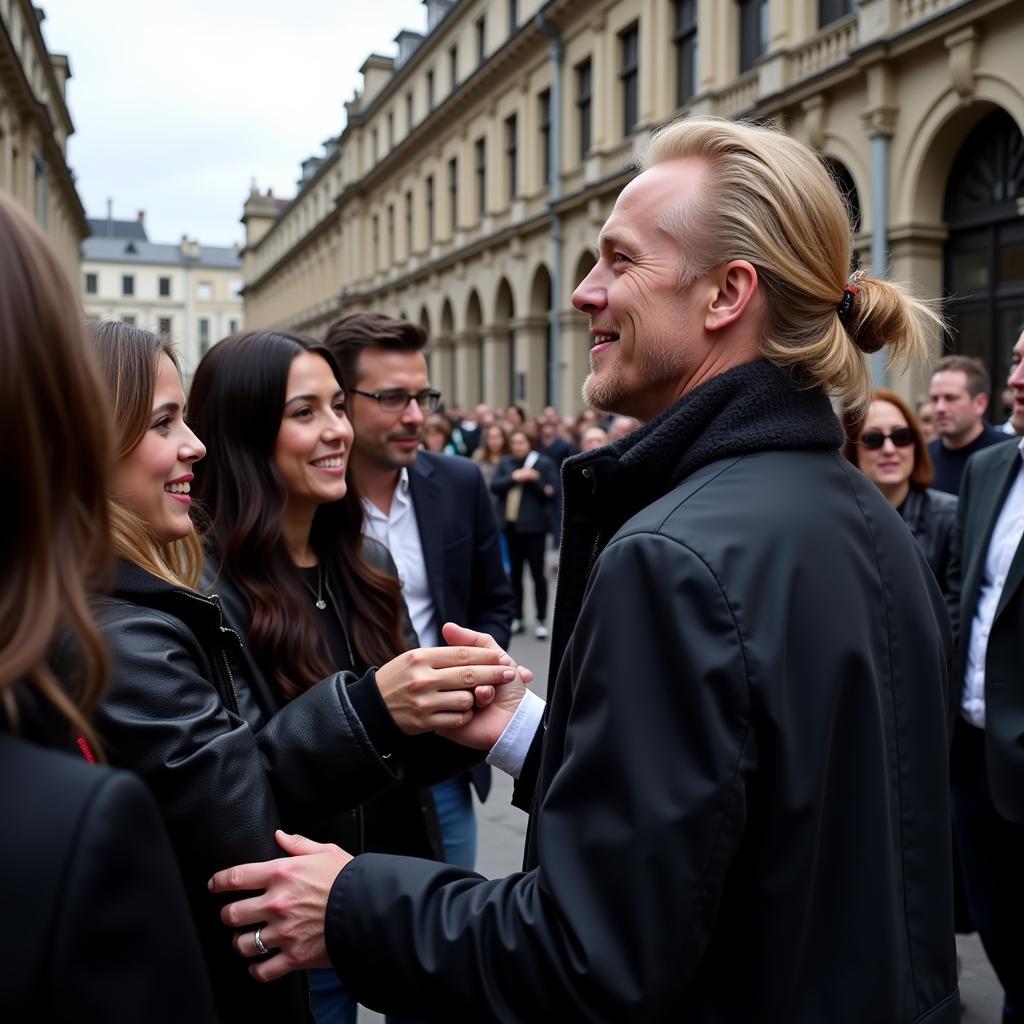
[860,427,915,450]
[350,388,442,413]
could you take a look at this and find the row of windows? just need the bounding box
[113,314,239,347]
[84,273,237,300]
[368,0,855,169]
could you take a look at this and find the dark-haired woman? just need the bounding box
[188,330,514,1024]
[842,388,957,592]
[0,198,215,1021]
[84,323,512,1024]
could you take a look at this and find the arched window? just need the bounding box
[943,109,1024,405]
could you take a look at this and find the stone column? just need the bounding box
[454,330,483,407]
[430,338,457,408]
[482,324,513,408]
[511,315,549,414]
[559,309,591,415]
[589,12,610,153]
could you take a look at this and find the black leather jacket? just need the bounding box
[205,538,482,862]
[75,554,474,1023]
[900,485,958,595]
[324,361,958,1023]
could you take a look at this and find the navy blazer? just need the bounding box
[946,437,1024,823]
[407,451,516,801]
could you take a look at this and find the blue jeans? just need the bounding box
[431,776,477,869]
[309,968,425,1024]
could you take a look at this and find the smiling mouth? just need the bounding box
[591,331,620,349]
[164,481,191,495]
[310,456,344,469]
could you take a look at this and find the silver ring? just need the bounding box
[253,927,269,955]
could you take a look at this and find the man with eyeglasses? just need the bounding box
[323,312,514,879]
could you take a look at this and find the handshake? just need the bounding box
[209,621,534,982]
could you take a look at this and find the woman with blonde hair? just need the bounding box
[0,198,214,1020]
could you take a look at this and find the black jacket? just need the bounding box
[207,538,483,861]
[324,361,958,1022]
[408,451,516,801]
[900,486,958,595]
[77,558,464,1022]
[490,452,558,533]
[0,729,216,1022]
[946,437,1024,823]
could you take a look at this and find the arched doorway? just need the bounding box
[825,158,863,272]
[494,278,515,407]
[943,108,1024,403]
[465,289,483,407]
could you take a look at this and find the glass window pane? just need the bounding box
[998,241,1024,287]
[951,248,991,293]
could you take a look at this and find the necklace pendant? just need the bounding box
[315,598,327,610]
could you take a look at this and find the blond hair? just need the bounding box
[641,117,942,415]
[86,321,202,589]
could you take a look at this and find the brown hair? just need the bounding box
[85,321,203,589]
[932,355,990,398]
[641,117,943,417]
[473,422,510,465]
[0,195,112,750]
[841,388,933,490]
[324,312,427,391]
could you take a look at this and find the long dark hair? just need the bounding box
[0,195,111,750]
[188,331,406,699]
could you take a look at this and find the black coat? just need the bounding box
[0,729,215,1022]
[408,451,516,801]
[208,538,483,862]
[324,362,958,1022]
[946,437,1024,823]
[900,486,958,595]
[76,557,471,1023]
[490,452,558,533]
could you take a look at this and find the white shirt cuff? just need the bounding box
[486,689,546,780]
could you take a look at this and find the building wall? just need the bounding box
[0,0,88,285]
[242,0,1024,414]
[82,259,244,376]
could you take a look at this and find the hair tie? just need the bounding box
[837,283,858,326]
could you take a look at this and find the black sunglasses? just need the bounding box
[860,427,915,450]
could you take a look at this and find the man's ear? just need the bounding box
[976,391,989,415]
[705,260,759,333]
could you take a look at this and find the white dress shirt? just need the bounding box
[362,468,438,648]
[962,437,1024,727]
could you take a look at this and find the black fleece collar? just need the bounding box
[567,360,843,528]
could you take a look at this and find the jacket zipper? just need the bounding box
[176,590,242,714]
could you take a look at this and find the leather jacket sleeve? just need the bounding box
[325,533,754,1021]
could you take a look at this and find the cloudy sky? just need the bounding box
[42,0,425,246]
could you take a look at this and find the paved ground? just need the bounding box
[362,576,1005,1021]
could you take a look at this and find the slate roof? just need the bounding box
[81,237,241,269]
[86,217,149,241]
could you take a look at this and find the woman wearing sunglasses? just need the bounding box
[842,388,957,593]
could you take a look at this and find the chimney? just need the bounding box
[106,197,113,236]
[137,209,145,225]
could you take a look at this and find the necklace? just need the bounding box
[302,563,328,610]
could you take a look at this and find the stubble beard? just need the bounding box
[582,334,686,417]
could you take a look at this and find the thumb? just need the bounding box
[442,622,496,650]
[274,830,326,856]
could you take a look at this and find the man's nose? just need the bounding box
[572,265,607,314]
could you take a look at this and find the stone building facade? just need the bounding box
[82,213,244,378]
[0,1,88,283]
[241,0,1024,414]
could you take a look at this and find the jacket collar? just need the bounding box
[547,361,844,696]
[564,359,843,534]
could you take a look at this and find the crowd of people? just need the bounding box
[4,113,1024,1024]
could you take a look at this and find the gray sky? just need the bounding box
[42,0,425,246]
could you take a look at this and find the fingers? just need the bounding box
[209,861,275,895]
[273,830,325,856]
[407,644,505,669]
[474,684,496,708]
[250,954,294,984]
[441,622,501,650]
[234,926,273,959]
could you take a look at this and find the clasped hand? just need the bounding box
[374,622,532,734]
[208,622,533,982]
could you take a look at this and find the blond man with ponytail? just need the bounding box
[212,117,959,1024]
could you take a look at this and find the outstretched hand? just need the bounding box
[209,830,349,983]
[437,622,532,750]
